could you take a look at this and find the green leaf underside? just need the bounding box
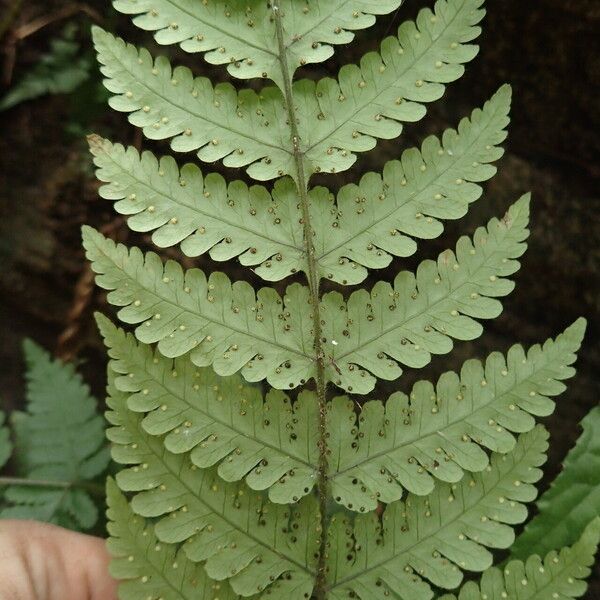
[109,356,550,599]
[296,0,485,177]
[0,412,12,469]
[439,518,600,600]
[94,0,484,180]
[0,341,109,529]
[113,0,403,86]
[91,85,511,285]
[83,195,529,394]
[327,319,584,511]
[100,314,583,510]
[326,427,548,599]
[107,478,240,600]
[106,374,320,598]
[324,195,530,393]
[99,315,321,505]
[91,0,600,597]
[511,405,600,559]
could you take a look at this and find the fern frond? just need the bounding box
[0,341,109,529]
[92,86,511,286]
[300,0,485,175]
[439,518,600,600]
[511,405,600,559]
[93,27,292,181]
[112,0,402,86]
[316,85,511,284]
[100,315,320,504]
[107,478,241,600]
[83,226,317,389]
[89,136,306,281]
[328,319,585,511]
[0,25,92,111]
[94,0,485,181]
[88,1,599,595]
[107,374,320,597]
[84,196,528,393]
[99,317,583,513]
[323,194,530,393]
[326,427,548,598]
[0,412,11,469]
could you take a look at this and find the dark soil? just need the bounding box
[0,0,598,594]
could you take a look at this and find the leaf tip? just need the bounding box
[87,133,108,155]
[565,317,587,344]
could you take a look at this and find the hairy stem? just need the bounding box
[272,4,329,598]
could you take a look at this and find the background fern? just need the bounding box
[0,340,109,530]
[74,0,600,597]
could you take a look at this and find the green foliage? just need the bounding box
[107,478,241,600]
[511,406,600,559]
[327,427,549,597]
[86,0,597,598]
[0,412,11,469]
[0,340,110,530]
[93,0,485,180]
[84,195,529,394]
[439,519,600,600]
[106,370,319,597]
[112,0,403,86]
[90,85,512,284]
[99,314,584,511]
[327,320,585,511]
[0,25,92,112]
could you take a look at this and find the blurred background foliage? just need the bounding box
[0,0,598,591]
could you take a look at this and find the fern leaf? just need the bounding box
[92,27,292,181]
[323,194,530,393]
[84,196,528,393]
[0,26,91,111]
[107,478,241,600]
[112,0,402,86]
[91,86,510,287]
[107,373,319,597]
[439,518,600,600]
[100,315,320,505]
[300,0,486,175]
[98,317,583,512]
[0,412,11,469]
[0,341,109,529]
[326,427,548,599]
[511,405,600,559]
[83,226,317,389]
[94,0,485,181]
[328,319,585,511]
[89,136,306,281]
[316,85,512,284]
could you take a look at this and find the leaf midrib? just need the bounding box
[163,0,359,57]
